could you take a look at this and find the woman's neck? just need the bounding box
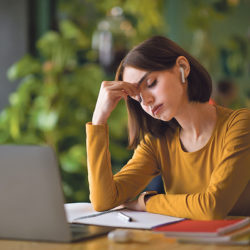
[176,102,217,152]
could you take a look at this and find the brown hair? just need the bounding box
[115,36,212,149]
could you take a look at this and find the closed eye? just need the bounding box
[148,79,157,88]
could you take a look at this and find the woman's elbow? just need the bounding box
[90,196,115,212]
[92,203,108,212]
[90,198,105,212]
[202,210,226,220]
[196,194,228,220]
[201,203,228,220]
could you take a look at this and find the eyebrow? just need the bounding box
[137,71,152,87]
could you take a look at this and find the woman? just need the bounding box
[86,36,250,220]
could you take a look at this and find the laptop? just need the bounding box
[0,145,112,242]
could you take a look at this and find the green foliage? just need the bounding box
[2,0,247,203]
[180,0,250,107]
[0,0,165,202]
[59,0,165,46]
[0,23,105,201]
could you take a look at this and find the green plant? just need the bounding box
[1,21,106,201]
[0,1,166,202]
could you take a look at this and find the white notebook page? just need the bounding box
[65,202,184,229]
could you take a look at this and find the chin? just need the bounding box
[159,113,173,122]
[161,117,172,122]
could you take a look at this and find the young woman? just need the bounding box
[86,36,250,220]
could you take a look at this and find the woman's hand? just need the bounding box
[123,198,146,211]
[123,191,157,211]
[92,81,139,125]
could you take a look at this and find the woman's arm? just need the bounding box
[146,109,250,220]
[125,109,250,220]
[87,80,147,211]
[92,81,139,125]
[87,79,159,211]
[86,124,160,211]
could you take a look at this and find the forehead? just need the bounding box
[123,66,148,84]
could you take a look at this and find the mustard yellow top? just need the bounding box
[86,105,250,220]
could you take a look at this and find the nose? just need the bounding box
[140,90,154,106]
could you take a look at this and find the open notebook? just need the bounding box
[65,203,184,229]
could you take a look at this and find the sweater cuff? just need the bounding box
[86,122,108,134]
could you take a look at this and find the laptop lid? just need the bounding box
[0,145,110,242]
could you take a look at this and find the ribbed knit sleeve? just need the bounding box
[146,109,250,220]
[86,122,160,211]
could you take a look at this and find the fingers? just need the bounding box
[92,80,139,125]
[123,199,145,211]
[110,90,128,101]
[101,81,139,97]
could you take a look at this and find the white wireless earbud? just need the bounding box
[180,67,185,83]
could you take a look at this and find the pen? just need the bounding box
[117,212,133,222]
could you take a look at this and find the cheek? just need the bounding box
[159,80,183,100]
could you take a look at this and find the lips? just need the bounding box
[152,104,163,116]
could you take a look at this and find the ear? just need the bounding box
[176,56,190,82]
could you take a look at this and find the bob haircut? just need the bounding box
[115,36,212,149]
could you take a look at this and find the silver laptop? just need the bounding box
[0,145,112,242]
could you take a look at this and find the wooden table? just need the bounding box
[0,230,247,250]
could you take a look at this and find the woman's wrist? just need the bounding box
[92,119,107,125]
[144,194,154,204]
[138,191,157,210]
[92,114,108,125]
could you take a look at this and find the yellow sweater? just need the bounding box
[86,105,250,220]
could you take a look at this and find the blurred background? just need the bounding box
[0,0,249,202]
